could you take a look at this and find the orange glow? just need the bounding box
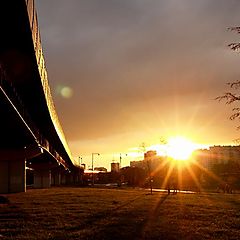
[166,136,197,161]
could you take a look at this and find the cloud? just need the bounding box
[36,0,240,146]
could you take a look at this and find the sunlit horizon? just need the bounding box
[76,135,217,171]
[141,136,208,160]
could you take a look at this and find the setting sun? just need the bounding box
[166,136,197,161]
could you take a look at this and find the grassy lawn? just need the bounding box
[0,187,240,240]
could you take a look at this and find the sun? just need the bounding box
[166,136,197,161]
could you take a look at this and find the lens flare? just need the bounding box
[61,86,73,98]
[56,85,73,99]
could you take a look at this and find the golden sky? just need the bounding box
[36,0,240,170]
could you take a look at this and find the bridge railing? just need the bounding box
[0,65,68,168]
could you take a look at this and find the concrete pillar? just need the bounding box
[9,159,26,193]
[0,159,26,193]
[34,170,51,188]
[0,161,9,193]
[51,172,61,186]
[60,173,66,185]
[66,174,74,184]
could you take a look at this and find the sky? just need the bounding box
[36,0,240,170]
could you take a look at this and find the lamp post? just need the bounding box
[92,153,100,185]
[78,156,82,167]
[77,156,83,184]
[119,153,127,168]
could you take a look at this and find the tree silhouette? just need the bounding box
[216,27,240,126]
[228,27,240,51]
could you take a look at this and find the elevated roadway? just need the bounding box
[0,0,80,193]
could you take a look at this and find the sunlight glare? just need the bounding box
[166,136,197,161]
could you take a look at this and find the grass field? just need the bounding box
[0,187,240,239]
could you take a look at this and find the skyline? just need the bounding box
[36,0,240,169]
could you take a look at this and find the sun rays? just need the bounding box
[166,136,197,161]
[143,138,228,195]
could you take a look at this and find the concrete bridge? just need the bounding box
[0,0,81,193]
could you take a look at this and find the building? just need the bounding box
[94,167,107,172]
[111,162,120,172]
[130,160,147,170]
[194,145,240,170]
[130,150,166,171]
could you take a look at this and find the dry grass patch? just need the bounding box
[0,188,239,239]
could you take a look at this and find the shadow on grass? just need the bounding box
[77,194,171,240]
[0,203,30,239]
[75,193,146,230]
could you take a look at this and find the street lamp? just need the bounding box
[92,153,100,185]
[119,153,127,168]
[78,156,82,167]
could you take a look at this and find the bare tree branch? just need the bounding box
[216,92,240,104]
[227,81,240,89]
[228,43,240,51]
[217,26,240,131]
[227,27,240,51]
[228,27,240,33]
[230,113,240,120]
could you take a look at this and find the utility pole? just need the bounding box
[91,153,100,185]
[78,156,82,167]
[119,153,127,168]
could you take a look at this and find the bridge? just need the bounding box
[0,0,81,193]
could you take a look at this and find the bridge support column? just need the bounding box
[34,170,51,189]
[60,173,66,185]
[51,172,61,186]
[0,159,26,193]
[66,174,73,185]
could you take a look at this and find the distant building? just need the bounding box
[81,163,86,170]
[130,150,166,171]
[194,145,240,170]
[144,150,158,160]
[130,160,147,170]
[94,167,107,172]
[111,162,120,172]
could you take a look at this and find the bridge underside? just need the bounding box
[0,86,32,193]
[0,87,52,193]
[0,85,82,193]
[0,1,82,193]
[0,72,81,193]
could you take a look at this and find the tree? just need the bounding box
[216,81,240,123]
[216,27,240,125]
[228,27,240,51]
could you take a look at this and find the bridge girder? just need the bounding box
[0,0,75,171]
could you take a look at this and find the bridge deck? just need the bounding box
[0,0,76,169]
